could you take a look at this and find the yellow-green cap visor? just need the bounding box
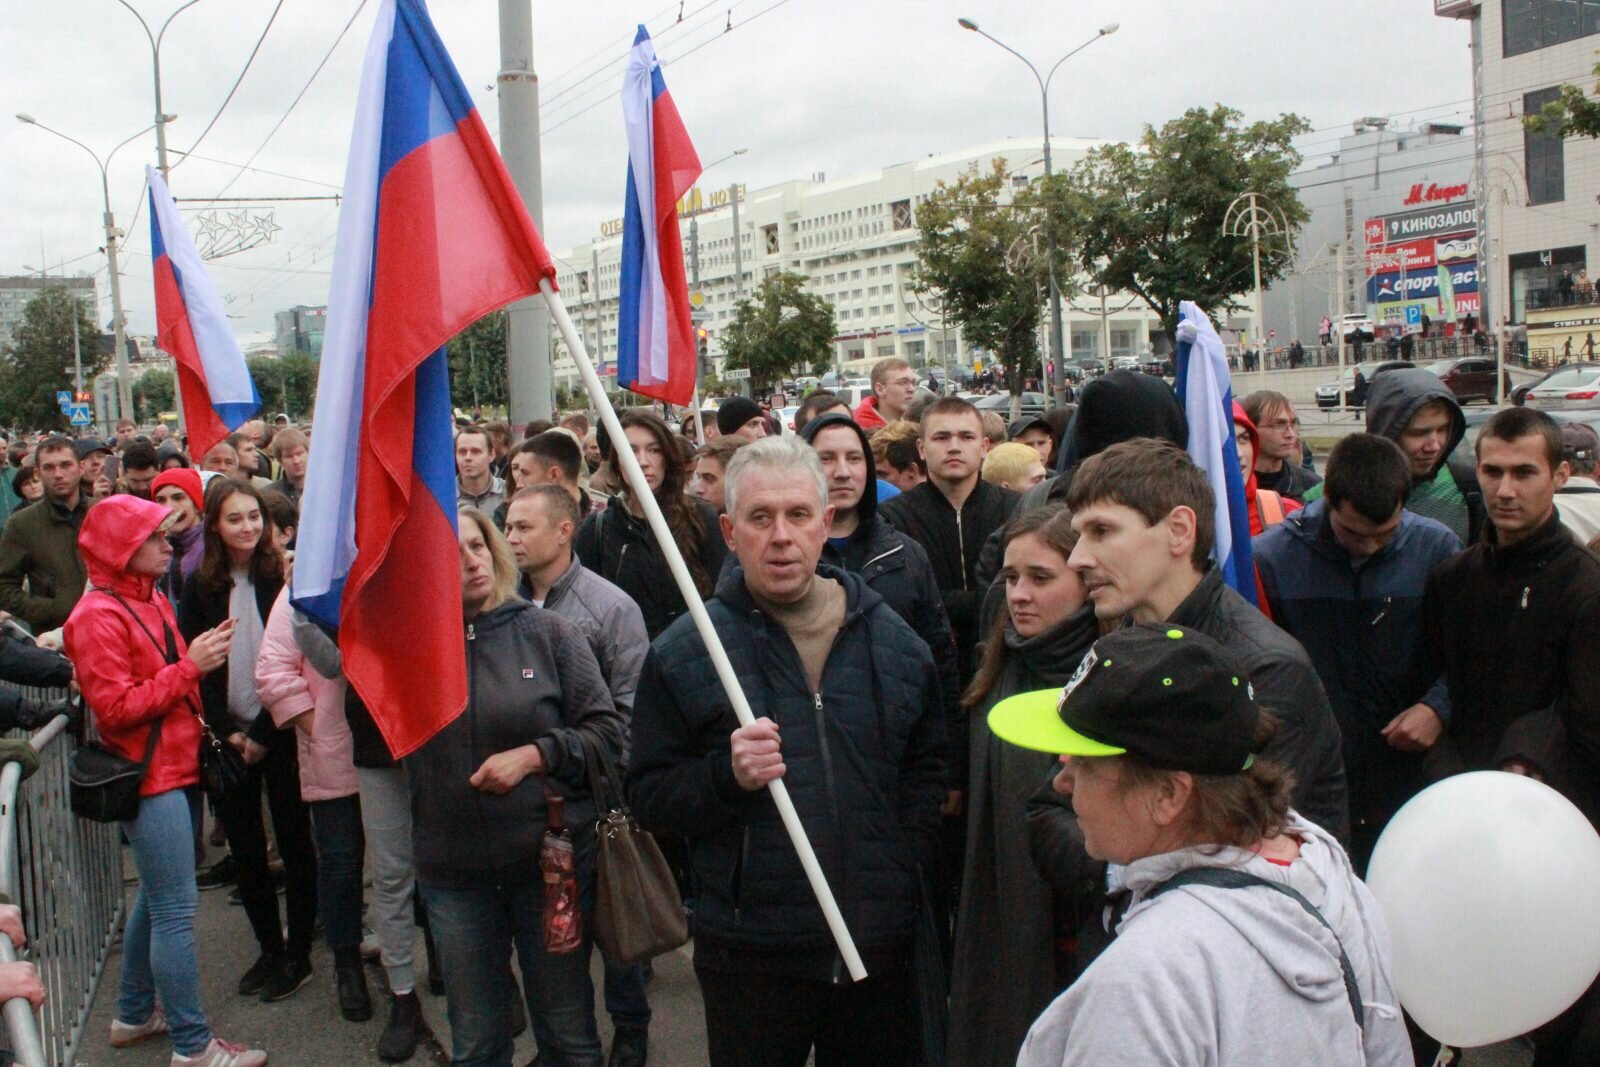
[987,688,1128,757]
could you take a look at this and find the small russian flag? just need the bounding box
[616,25,702,407]
[1174,301,1258,606]
[147,166,260,459]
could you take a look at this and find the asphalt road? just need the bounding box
[82,856,711,1067]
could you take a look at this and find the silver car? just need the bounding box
[1525,365,1600,411]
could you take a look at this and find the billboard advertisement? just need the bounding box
[1367,261,1478,304]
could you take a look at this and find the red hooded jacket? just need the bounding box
[64,495,203,797]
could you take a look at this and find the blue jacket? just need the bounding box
[626,564,947,978]
[1254,499,1460,826]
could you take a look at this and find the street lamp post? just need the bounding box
[114,0,206,177]
[958,17,1118,408]
[17,115,160,424]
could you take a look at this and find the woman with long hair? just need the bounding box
[66,494,269,1066]
[410,508,624,1065]
[949,504,1101,1067]
[178,478,319,1004]
[574,410,727,639]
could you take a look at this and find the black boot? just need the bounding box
[378,990,425,1063]
[610,1025,649,1067]
[334,946,373,1022]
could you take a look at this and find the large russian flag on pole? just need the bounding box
[147,166,260,459]
[1174,300,1258,606]
[292,0,557,758]
[616,25,702,407]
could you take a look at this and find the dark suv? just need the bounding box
[1424,357,1511,404]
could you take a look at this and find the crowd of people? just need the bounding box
[0,351,1599,1066]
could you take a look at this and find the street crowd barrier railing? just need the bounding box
[0,685,126,1067]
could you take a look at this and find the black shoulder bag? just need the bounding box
[68,592,175,822]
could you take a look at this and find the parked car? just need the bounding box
[1313,359,1410,409]
[1524,364,1600,411]
[972,391,1049,418]
[1512,362,1600,406]
[1423,357,1512,405]
[1111,356,1140,372]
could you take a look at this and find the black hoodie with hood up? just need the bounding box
[801,413,966,788]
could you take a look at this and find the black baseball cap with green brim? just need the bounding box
[988,623,1261,775]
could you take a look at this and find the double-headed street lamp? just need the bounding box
[958,17,1119,406]
[115,0,208,177]
[16,114,166,422]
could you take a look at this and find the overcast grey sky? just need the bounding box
[1,0,1472,337]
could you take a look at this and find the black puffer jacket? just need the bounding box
[801,413,965,787]
[1165,567,1350,840]
[574,496,728,640]
[0,630,73,726]
[879,478,1018,681]
[626,565,946,978]
[1423,510,1600,823]
[407,598,624,889]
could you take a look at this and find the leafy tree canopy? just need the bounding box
[0,286,104,430]
[1051,104,1310,336]
[721,271,836,394]
[1525,62,1600,139]
[912,158,1053,403]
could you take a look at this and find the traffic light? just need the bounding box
[697,327,709,375]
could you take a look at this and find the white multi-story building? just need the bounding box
[0,275,97,352]
[1439,0,1600,337]
[547,138,1169,391]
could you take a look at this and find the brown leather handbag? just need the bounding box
[581,734,688,964]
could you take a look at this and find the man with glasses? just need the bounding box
[853,357,919,431]
[1242,391,1322,502]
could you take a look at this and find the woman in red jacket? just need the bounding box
[64,495,268,1067]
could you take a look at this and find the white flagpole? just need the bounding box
[691,387,706,443]
[540,278,868,982]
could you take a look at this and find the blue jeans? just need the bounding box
[119,788,212,1056]
[309,794,365,951]
[603,954,650,1030]
[420,846,602,1067]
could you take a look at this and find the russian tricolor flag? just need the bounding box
[617,26,702,407]
[147,166,260,459]
[1174,301,1258,607]
[292,0,557,758]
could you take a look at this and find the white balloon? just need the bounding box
[1366,772,1600,1048]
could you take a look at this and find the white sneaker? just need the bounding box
[110,1008,169,1047]
[169,1037,268,1067]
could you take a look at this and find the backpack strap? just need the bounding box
[1446,452,1486,544]
[1257,490,1286,527]
[1147,866,1365,1030]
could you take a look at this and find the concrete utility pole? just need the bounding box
[499,0,553,422]
[730,184,745,304]
[1336,241,1349,416]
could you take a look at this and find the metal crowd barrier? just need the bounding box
[0,685,126,1067]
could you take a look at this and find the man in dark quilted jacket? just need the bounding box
[627,436,946,1067]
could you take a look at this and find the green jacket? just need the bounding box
[0,497,89,632]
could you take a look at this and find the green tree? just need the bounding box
[447,311,509,413]
[913,159,1056,409]
[247,353,319,420]
[1052,105,1310,337]
[721,272,836,394]
[132,368,175,421]
[0,287,105,430]
[1525,61,1600,138]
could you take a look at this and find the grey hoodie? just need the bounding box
[1018,814,1411,1067]
[1364,368,1466,475]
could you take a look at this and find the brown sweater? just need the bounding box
[750,575,845,692]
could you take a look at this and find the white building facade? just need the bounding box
[1439,0,1600,330]
[547,138,1167,391]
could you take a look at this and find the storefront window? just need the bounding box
[1504,0,1600,57]
[1508,246,1587,321]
